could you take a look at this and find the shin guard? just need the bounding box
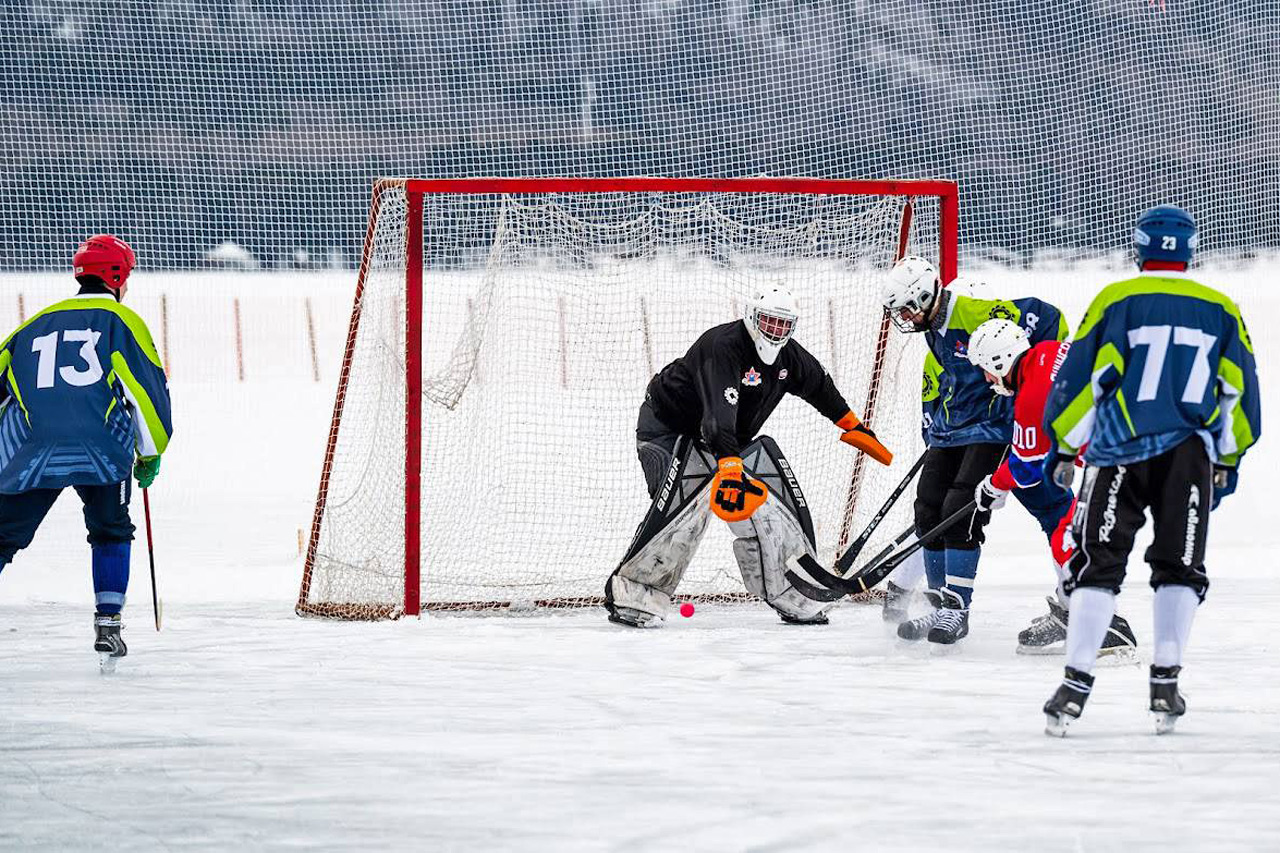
[606,436,717,624]
[729,436,831,623]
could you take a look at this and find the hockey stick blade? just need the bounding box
[788,502,977,597]
[785,523,914,601]
[785,553,864,602]
[833,450,927,574]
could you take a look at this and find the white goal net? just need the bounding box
[298,180,948,617]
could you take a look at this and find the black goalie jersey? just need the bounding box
[644,320,850,459]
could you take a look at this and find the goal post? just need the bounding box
[298,176,958,620]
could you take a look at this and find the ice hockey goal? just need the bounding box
[297,177,957,619]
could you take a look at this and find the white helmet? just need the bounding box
[881,256,939,332]
[967,318,1030,397]
[947,276,992,300]
[744,283,798,365]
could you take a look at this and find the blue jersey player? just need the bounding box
[0,235,173,670]
[1041,206,1262,736]
[880,258,1070,645]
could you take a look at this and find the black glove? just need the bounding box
[1048,452,1077,490]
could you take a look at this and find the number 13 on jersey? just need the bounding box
[31,328,105,388]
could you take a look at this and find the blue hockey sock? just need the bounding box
[923,548,946,589]
[92,542,130,615]
[944,548,980,608]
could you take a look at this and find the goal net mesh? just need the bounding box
[299,185,937,616]
[2,1,1274,270]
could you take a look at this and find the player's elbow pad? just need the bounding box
[1008,455,1046,489]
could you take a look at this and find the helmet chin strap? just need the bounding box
[991,379,1015,397]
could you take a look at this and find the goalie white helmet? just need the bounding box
[744,283,798,365]
[881,255,939,332]
[967,318,1030,397]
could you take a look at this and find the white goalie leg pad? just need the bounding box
[728,500,832,622]
[608,493,712,623]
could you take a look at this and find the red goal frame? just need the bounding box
[297,177,958,619]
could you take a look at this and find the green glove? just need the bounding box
[134,455,161,489]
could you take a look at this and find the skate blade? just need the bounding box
[1095,646,1140,667]
[928,640,964,656]
[1016,643,1066,656]
[1152,712,1180,735]
[98,652,119,675]
[1044,713,1071,737]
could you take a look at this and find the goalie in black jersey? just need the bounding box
[605,284,892,627]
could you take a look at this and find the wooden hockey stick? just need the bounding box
[142,488,162,631]
[786,500,977,600]
[832,449,927,575]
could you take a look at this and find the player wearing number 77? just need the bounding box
[0,235,173,668]
[1041,206,1262,736]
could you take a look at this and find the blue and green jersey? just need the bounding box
[0,294,173,493]
[921,350,943,443]
[1045,271,1260,469]
[924,293,1069,447]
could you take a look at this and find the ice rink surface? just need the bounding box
[1,262,1277,850]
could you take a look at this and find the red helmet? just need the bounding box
[73,235,136,290]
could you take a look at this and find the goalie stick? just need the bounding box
[832,449,927,575]
[786,500,978,600]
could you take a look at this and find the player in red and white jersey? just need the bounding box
[967,319,1136,655]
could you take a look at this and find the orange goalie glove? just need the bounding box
[837,412,893,466]
[710,456,768,522]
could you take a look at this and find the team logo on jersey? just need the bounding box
[954,340,968,357]
[988,304,1015,322]
[778,369,788,381]
[742,367,762,386]
[724,386,739,405]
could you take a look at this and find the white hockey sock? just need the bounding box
[1153,585,1199,668]
[888,549,926,590]
[1065,587,1116,674]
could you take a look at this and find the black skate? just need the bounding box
[779,610,829,626]
[1150,665,1186,734]
[1017,596,1068,655]
[1044,666,1094,737]
[606,605,660,628]
[1099,614,1138,658]
[896,589,943,641]
[94,612,127,674]
[927,588,969,645]
[882,581,913,624]
[1017,598,1137,658]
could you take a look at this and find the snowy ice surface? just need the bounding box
[1,263,1277,851]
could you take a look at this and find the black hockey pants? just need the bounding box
[0,480,135,566]
[1065,437,1213,601]
[914,443,1006,551]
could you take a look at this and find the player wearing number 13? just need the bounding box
[1041,206,1262,736]
[0,235,173,664]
